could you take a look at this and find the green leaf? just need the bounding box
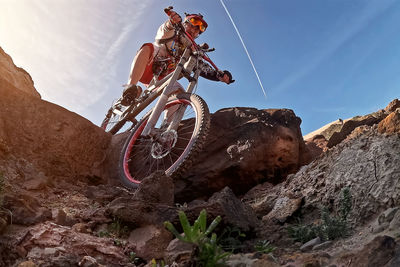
[164,221,185,242]
[205,216,221,236]
[210,233,217,244]
[199,209,207,232]
[192,219,201,241]
[178,210,193,241]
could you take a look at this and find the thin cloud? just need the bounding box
[0,0,150,113]
[98,2,148,90]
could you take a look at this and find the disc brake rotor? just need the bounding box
[151,130,178,159]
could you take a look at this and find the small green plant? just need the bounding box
[164,209,230,267]
[113,238,126,247]
[339,187,352,221]
[197,232,231,267]
[150,258,165,267]
[254,240,275,254]
[98,230,110,238]
[129,251,141,265]
[287,221,320,243]
[288,187,352,243]
[217,225,246,252]
[98,217,130,240]
[110,217,130,237]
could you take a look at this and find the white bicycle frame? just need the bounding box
[139,47,202,137]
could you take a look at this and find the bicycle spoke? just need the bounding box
[170,150,183,158]
[162,157,166,172]
[168,153,174,167]
[183,110,195,119]
[176,136,191,141]
[177,131,195,136]
[177,124,195,132]
[133,153,153,172]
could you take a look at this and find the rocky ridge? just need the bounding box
[1,47,400,266]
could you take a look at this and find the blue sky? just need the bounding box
[1,0,399,135]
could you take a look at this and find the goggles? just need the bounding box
[188,17,207,32]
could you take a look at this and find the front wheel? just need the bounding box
[118,93,210,189]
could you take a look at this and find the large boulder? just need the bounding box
[175,107,309,202]
[0,47,40,98]
[0,78,111,184]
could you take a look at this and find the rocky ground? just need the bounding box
[1,46,400,267]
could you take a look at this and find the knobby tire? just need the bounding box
[118,93,210,189]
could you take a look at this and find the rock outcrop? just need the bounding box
[304,99,400,158]
[378,108,400,134]
[175,107,310,202]
[0,47,40,98]
[0,78,111,185]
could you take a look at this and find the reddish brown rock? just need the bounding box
[242,182,282,218]
[304,134,328,161]
[262,195,303,223]
[106,198,177,227]
[128,225,173,260]
[226,253,280,267]
[326,114,383,148]
[384,98,400,113]
[185,187,259,232]
[133,171,175,206]
[0,78,111,184]
[3,193,51,225]
[0,47,40,98]
[14,222,129,266]
[175,107,308,202]
[164,238,195,266]
[336,235,396,267]
[378,110,400,134]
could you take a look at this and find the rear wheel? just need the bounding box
[101,103,127,134]
[118,93,210,189]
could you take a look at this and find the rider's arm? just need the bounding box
[198,64,234,84]
[154,11,182,44]
[160,11,182,32]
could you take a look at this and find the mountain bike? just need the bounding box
[100,8,223,189]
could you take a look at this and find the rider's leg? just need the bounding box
[128,45,152,89]
[122,45,153,105]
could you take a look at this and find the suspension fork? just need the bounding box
[166,66,201,132]
[141,48,191,137]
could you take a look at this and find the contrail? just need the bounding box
[219,0,267,98]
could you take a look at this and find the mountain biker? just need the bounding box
[121,10,234,106]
